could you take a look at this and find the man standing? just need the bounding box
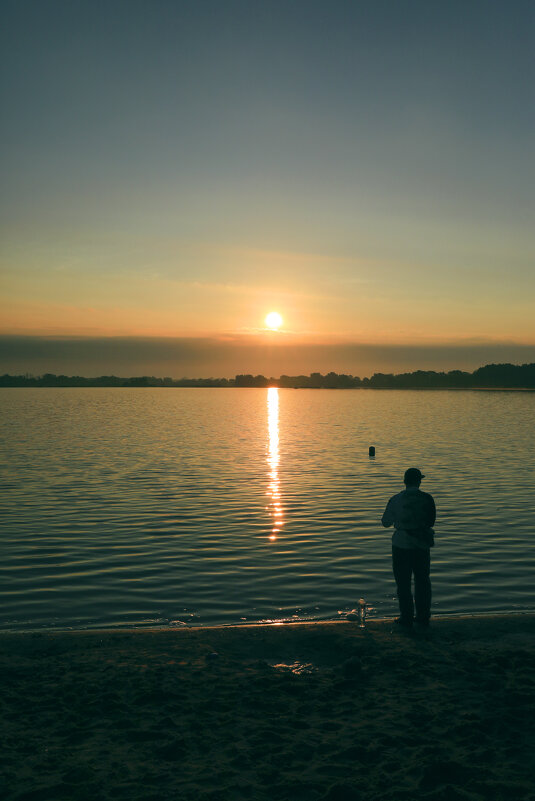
[382,468,436,629]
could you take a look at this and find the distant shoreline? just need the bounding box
[1,384,535,391]
[1,362,534,389]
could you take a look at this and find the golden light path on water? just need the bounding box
[267,387,284,541]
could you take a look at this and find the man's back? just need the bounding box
[382,487,436,549]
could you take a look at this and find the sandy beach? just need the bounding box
[2,615,534,801]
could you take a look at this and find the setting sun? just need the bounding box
[265,312,283,330]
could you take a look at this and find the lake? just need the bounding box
[1,388,534,630]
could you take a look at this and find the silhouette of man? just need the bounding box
[381,468,436,629]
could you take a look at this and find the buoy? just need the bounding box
[369,446,375,457]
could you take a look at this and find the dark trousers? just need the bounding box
[392,546,431,623]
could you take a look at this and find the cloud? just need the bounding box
[1,335,534,379]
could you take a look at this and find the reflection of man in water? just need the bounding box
[381,468,436,629]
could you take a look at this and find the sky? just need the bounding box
[1,0,534,377]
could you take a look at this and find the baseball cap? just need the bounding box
[404,467,425,483]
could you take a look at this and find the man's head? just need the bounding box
[404,467,425,487]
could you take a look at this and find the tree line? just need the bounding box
[0,374,233,387]
[1,363,534,388]
[236,363,535,388]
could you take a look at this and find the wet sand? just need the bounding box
[2,615,535,801]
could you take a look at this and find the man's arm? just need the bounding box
[427,495,436,528]
[381,497,395,528]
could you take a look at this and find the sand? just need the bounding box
[1,615,535,801]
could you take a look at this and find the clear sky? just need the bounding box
[1,0,534,376]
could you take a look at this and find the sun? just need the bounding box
[265,311,283,330]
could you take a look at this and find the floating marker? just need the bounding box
[369,446,375,457]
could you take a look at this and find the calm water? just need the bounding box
[1,388,534,630]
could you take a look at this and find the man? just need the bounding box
[381,468,436,629]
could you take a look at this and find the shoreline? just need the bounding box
[2,609,535,636]
[2,385,535,391]
[3,614,534,801]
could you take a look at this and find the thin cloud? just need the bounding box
[1,335,534,380]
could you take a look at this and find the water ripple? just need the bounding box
[1,387,534,629]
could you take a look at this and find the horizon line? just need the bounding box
[2,361,534,384]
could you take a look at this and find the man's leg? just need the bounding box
[413,548,431,624]
[392,546,414,624]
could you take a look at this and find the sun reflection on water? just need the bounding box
[267,387,284,540]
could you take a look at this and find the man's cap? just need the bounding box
[404,467,425,483]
